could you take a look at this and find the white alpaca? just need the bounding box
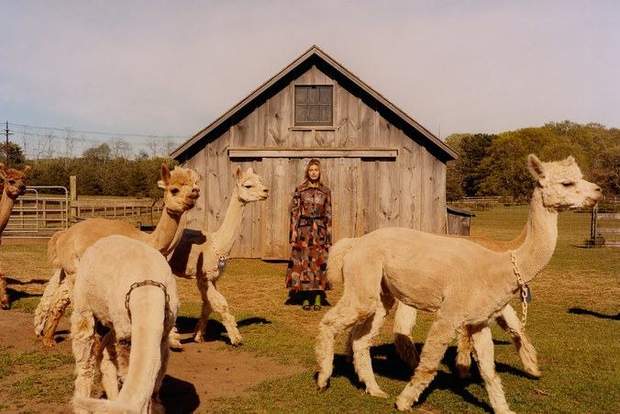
[168,167,268,346]
[70,235,178,414]
[316,155,602,413]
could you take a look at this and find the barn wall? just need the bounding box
[184,65,447,258]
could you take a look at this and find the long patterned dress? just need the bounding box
[285,181,332,292]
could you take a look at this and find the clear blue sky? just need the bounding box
[1,0,618,142]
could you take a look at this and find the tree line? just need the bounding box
[1,121,618,201]
[1,142,172,199]
[445,121,619,201]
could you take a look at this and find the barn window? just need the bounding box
[295,85,333,126]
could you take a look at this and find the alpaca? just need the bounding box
[0,163,32,309]
[70,235,178,414]
[168,167,268,346]
[316,155,602,413]
[34,164,199,347]
[355,223,540,378]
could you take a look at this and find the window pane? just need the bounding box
[295,87,307,104]
[319,87,332,104]
[296,105,307,122]
[320,106,332,123]
[308,87,319,104]
[308,105,320,122]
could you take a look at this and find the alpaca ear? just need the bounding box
[234,166,242,181]
[566,155,576,164]
[246,167,254,175]
[23,165,32,175]
[159,163,171,189]
[0,163,6,180]
[527,154,545,180]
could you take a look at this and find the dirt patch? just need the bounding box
[0,310,302,413]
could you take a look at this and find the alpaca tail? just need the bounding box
[326,238,358,284]
[75,285,168,413]
[47,230,64,266]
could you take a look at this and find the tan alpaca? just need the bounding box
[169,167,268,346]
[34,164,199,347]
[0,163,32,309]
[316,155,602,413]
[70,235,178,414]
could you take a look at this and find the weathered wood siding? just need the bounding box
[184,65,447,258]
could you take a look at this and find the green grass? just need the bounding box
[3,206,619,413]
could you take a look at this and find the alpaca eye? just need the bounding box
[8,180,15,185]
[170,188,180,194]
[244,184,252,188]
[561,181,575,187]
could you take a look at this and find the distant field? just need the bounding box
[1,206,618,413]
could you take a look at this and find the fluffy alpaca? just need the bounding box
[316,155,602,413]
[168,167,268,346]
[0,163,32,309]
[70,235,178,414]
[34,164,199,347]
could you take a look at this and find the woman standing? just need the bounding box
[285,159,332,310]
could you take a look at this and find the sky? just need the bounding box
[1,0,618,155]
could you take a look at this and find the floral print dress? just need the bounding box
[285,181,332,292]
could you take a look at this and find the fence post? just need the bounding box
[69,176,77,223]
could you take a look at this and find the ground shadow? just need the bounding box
[5,287,41,304]
[159,374,200,414]
[175,315,271,345]
[568,307,620,320]
[331,339,533,412]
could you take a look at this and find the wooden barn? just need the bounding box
[172,46,457,259]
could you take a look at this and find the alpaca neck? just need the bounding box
[0,191,15,237]
[147,207,182,254]
[213,187,246,255]
[514,188,558,284]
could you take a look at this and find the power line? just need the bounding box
[8,122,188,140]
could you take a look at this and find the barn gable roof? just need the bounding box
[171,45,457,162]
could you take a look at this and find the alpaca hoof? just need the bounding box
[228,332,243,346]
[41,337,56,348]
[193,334,204,343]
[315,372,330,391]
[394,397,413,411]
[1,302,9,310]
[367,387,389,398]
[168,339,183,350]
[525,366,541,378]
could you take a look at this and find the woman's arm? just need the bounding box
[325,189,332,247]
[289,189,301,243]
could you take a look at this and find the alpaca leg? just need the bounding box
[395,317,457,411]
[98,332,119,400]
[0,273,9,310]
[496,304,540,377]
[168,326,183,350]
[34,268,63,335]
[150,338,170,414]
[456,325,474,378]
[41,275,74,347]
[70,309,97,414]
[316,300,376,390]
[393,300,419,369]
[351,299,390,398]
[193,277,213,343]
[471,325,515,414]
[206,280,242,346]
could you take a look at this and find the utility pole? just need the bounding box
[4,121,13,165]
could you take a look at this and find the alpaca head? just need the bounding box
[234,167,269,203]
[527,154,602,210]
[0,163,31,199]
[158,164,201,215]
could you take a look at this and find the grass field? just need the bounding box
[1,206,619,413]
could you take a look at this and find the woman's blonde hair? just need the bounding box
[304,159,321,181]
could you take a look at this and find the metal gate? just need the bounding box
[4,186,69,238]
